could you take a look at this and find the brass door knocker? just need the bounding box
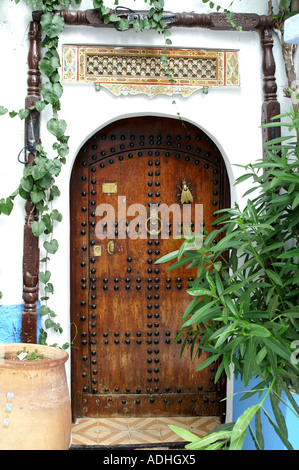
[145,208,162,236]
[177,178,194,204]
[107,240,115,254]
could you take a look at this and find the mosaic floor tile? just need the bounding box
[129,430,162,445]
[128,418,160,431]
[71,416,221,447]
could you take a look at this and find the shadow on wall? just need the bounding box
[0,302,41,343]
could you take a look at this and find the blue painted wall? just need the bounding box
[0,303,41,343]
[233,376,299,450]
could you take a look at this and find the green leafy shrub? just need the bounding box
[157,102,299,449]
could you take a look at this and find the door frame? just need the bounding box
[22,9,280,346]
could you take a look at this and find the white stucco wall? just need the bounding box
[0,0,296,421]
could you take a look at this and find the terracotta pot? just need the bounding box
[0,343,71,450]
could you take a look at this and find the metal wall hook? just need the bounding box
[17,147,29,165]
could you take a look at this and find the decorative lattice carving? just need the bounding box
[62,45,239,97]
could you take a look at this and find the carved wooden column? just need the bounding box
[261,27,281,149]
[21,21,42,343]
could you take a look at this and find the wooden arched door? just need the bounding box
[70,116,230,420]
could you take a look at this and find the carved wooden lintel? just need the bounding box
[22,21,41,344]
[32,9,275,31]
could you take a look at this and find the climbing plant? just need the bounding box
[0,0,174,346]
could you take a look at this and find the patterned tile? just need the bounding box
[157,417,188,430]
[71,416,221,447]
[160,428,185,443]
[129,430,162,445]
[187,416,221,437]
[128,418,160,431]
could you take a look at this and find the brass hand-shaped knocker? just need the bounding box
[145,208,162,236]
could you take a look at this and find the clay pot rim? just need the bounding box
[0,343,69,368]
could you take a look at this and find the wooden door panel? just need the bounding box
[70,116,229,420]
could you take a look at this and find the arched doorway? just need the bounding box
[70,115,230,421]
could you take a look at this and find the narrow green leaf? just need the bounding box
[262,407,294,450]
[279,248,299,259]
[230,403,261,450]
[254,408,264,450]
[155,250,179,264]
[168,425,199,443]
[270,392,288,437]
[196,354,220,372]
[243,338,257,387]
[185,430,232,450]
[292,192,299,209]
[266,269,283,286]
[262,337,291,362]
[183,300,218,326]
[186,287,217,298]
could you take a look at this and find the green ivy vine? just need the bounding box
[0,0,173,348]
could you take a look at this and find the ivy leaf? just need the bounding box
[40,12,65,38]
[39,55,60,78]
[31,160,47,180]
[41,82,63,104]
[18,108,29,120]
[133,20,142,32]
[49,186,61,200]
[118,19,130,31]
[0,197,14,215]
[0,106,8,115]
[43,239,59,254]
[39,305,50,317]
[20,176,33,193]
[45,283,54,294]
[34,101,47,112]
[51,209,63,222]
[38,270,51,284]
[47,118,67,139]
[45,318,55,329]
[31,220,46,237]
[30,187,45,205]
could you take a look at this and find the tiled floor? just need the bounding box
[71,416,221,447]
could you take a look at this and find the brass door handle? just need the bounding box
[107,240,115,254]
[145,209,162,236]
